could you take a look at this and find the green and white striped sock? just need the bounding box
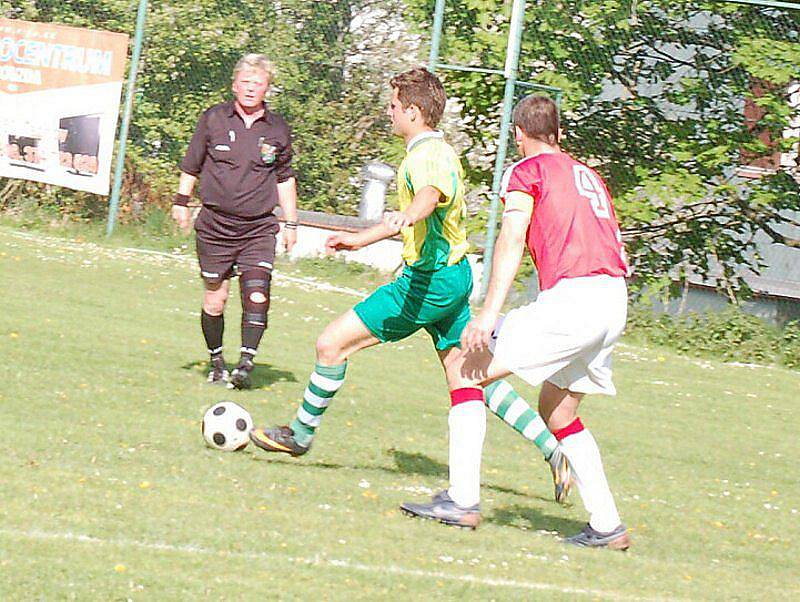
[484,379,558,459]
[290,361,347,447]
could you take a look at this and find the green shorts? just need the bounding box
[353,258,473,350]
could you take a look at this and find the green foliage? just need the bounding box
[132,0,402,215]
[734,38,800,86]
[626,304,800,368]
[408,0,800,292]
[1,0,404,218]
[0,178,111,224]
[780,320,800,369]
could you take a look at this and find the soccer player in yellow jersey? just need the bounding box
[393,124,469,270]
[251,68,569,528]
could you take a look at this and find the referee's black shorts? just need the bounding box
[194,208,279,283]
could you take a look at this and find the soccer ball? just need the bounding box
[202,401,253,452]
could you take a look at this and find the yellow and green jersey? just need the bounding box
[397,131,468,271]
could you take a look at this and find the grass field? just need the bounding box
[1,225,798,600]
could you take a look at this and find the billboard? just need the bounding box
[0,18,129,195]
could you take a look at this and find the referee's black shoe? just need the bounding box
[229,357,254,390]
[206,356,229,386]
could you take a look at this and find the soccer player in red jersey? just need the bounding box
[401,95,631,550]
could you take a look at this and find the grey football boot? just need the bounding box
[564,523,630,550]
[547,445,573,504]
[400,490,481,529]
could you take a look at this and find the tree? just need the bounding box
[409,0,800,292]
[1,0,411,217]
[131,0,404,215]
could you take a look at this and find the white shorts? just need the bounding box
[489,275,628,395]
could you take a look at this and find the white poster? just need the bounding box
[0,18,129,195]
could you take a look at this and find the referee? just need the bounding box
[172,53,298,389]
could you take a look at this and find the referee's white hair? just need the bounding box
[233,53,276,83]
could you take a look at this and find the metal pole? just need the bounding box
[106,0,148,237]
[429,0,447,71]
[480,0,526,297]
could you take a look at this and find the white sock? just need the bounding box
[559,427,621,532]
[447,400,486,508]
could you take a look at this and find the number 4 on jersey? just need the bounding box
[573,165,610,219]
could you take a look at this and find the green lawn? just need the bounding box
[1,225,798,600]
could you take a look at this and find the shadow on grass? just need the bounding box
[182,360,298,387]
[388,450,550,501]
[248,363,298,388]
[391,450,447,477]
[250,448,546,501]
[485,504,584,534]
[248,449,577,534]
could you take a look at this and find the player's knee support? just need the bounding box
[240,269,271,327]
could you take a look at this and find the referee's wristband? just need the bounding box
[173,193,190,207]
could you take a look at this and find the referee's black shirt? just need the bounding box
[180,101,294,220]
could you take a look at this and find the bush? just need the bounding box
[626,304,798,369]
[780,321,800,369]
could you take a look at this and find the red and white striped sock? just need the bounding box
[555,418,622,533]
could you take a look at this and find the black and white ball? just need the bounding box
[202,401,253,451]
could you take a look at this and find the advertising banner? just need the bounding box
[0,18,129,195]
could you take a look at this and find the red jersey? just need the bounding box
[501,151,627,292]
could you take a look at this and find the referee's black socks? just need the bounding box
[240,327,263,361]
[201,310,225,361]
